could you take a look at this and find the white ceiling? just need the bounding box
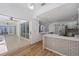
[0,3,45,21]
[38,3,78,24]
[0,3,35,20]
[0,3,78,24]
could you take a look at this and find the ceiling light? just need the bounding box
[28,4,34,10]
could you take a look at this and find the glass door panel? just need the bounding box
[8,26,16,35]
[21,22,29,39]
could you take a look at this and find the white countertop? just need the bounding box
[43,34,79,41]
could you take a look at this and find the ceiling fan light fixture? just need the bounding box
[10,17,14,21]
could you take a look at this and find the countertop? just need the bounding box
[43,34,79,41]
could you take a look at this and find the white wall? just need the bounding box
[29,18,41,44]
[78,7,79,34]
[16,21,20,37]
[49,23,55,32]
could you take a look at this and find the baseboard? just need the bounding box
[45,47,66,56]
[31,40,42,44]
[20,36,30,41]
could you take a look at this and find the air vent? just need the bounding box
[41,3,46,6]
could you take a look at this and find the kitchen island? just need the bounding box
[43,34,79,56]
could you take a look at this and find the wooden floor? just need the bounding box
[5,41,59,56]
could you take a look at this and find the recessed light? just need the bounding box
[28,4,34,10]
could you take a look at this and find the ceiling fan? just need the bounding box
[9,17,17,21]
[41,3,46,6]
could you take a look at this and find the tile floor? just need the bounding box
[0,35,31,55]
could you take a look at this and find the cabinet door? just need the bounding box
[43,37,53,49]
[43,37,69,55]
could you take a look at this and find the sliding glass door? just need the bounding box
[0,26,8,35]
[21,23,25,37]
[7,26,16,35]
[0,25,16,35]
[21,22,29,39]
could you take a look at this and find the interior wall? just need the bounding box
[16,21,20,37]
[29,18,41,44]
[49,23,55,33]
[78,8,79,34]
